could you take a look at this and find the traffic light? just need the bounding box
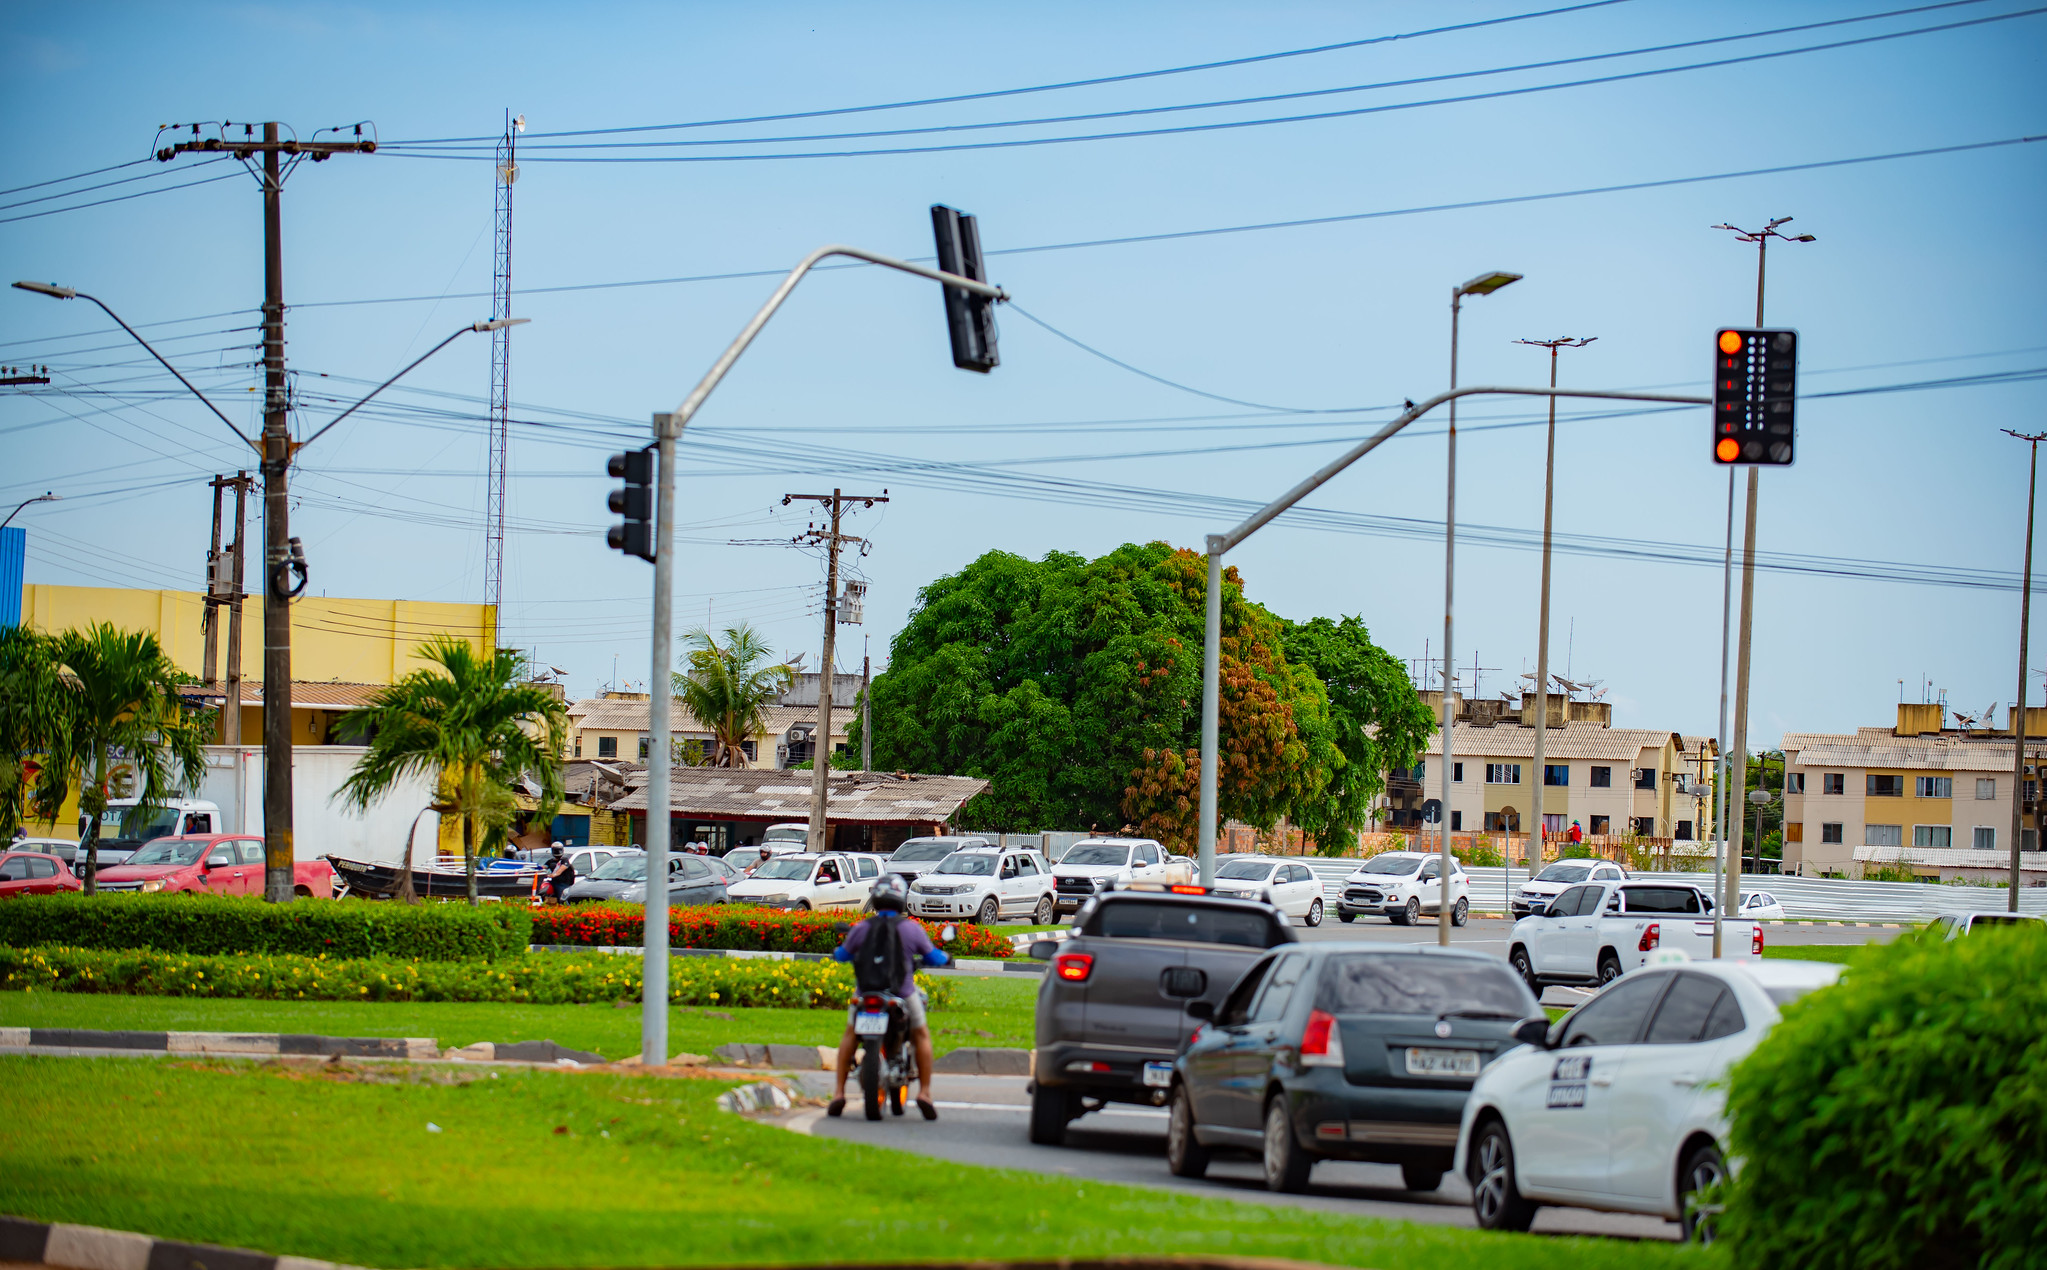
[1711,328,1797,465]
[606,447,656,561]
[930,204,998,373]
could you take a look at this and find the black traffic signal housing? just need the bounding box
[1712,328,1797,466]
[607,447,656,561]
[930,204,998,373]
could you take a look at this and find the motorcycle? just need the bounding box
[841,920,954,1121]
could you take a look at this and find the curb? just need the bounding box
[0,1029,603,1066]
[710,1041,1031,1075]
[0,1214,367,1270]
[529,944,1021,965]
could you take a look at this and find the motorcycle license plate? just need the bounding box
[1142,1061,1175,1088]
[854,1011,888,1037]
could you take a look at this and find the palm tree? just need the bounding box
[0,627,67,840]
[40,625,209,894]
[337,637,567,905]
[673,624,793,769]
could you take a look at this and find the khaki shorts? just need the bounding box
[847,990,927,1033]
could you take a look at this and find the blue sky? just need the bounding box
[3,0,2044,746]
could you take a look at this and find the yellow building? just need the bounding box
[18,585,495,744]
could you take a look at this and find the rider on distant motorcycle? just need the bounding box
[827,873,949,1119]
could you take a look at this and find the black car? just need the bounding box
[1168,943,1541,1194]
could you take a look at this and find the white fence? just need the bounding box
[1296,858,2047,922]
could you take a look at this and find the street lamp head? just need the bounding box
[1748,789,1772,806]
[1790,234,1817,243]
[472,317,530,333]
[1457,271,1523,298]
[12,281,77,300]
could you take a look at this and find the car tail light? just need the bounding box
[1169,883,1207,895]
[1752,925,1765,956]
[1299,1008,1345,1068]
[1064,1060,1112,1074]
[1054,952,1094,982]
[1638,923,1660,952]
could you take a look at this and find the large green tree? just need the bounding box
[0,626,67,839]
[1281,615,1438,845]
[858,542,1425,852]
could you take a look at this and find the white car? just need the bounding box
[1051,837,1172,914]
[1512,858,1629,918]
[907,847,1055,925]
[726,851,878,910]
[1738,890,1786,921]
[1208,855,1326,926]
[1336,851,1470,926]
[883,835,992,885]
[1508,881,1759,990]
[1454,957,1844,1241]
[1927,910,2047,938]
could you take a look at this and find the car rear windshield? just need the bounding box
[890,840,958,863]
[1315,954,1533,1017]
[1087,900,1283,947]
[1621,885,1703,914]
[1063,845,1131,867]
[1215,858,1277,880]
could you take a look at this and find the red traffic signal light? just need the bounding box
[1712,328,1797,466]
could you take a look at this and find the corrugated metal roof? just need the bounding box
[1783,731,2018,772]
[177,681,390,711]
[1423,723,1680,762]
[606,767,987,824]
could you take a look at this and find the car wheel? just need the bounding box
[1451,897,1469,927]
[1305,898,1323,928]
[1509,946,1541,994]
[1402,897,1422,926]
[1262,1095,1313,1193]
[1470,1120,1538,1231]
[1401,1161,1445,1192]
[976,896,1000,925]
[1166,1085,1210,1178]
[1033,894,1054,925]
[1597,951,1624,985]
[796,900,812,911]
[1337,912,1355,923]
[1679,1141,1727,1244]
[1028,1084,1074,1146]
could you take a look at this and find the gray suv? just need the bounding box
[1027,889,1297,1145]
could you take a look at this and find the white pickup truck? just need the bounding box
[1507,880,1761,991]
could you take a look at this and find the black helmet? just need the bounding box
[869,873,909,913]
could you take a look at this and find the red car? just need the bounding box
[92,835,335,898]
[0,850,83,896]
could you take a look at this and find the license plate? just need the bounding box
[1142,1061,1175,1088]
[1405,1047,1480,1077]
[853,1011,888,1036]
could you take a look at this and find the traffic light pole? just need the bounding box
[636,241,1004,1064]
[1194,383,1710,894]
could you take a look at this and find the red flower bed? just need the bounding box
[529,903,1011,959]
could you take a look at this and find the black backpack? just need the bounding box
[852,914,907,994]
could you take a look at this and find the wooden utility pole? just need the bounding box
[784,488,887,851]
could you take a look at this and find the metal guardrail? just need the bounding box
[1297,858,2047,921]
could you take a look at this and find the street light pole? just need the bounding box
[0,492,59,530]
[1440,271,1521,946]
[2005,429,2045,911]
[1512,335,1595,895]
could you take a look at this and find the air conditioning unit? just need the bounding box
[787,725,812,745]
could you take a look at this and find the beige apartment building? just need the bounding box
[565,673,859,770]
[1782,702,2047,881]
[1395,691,1716,845]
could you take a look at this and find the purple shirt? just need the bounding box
[841,914,935,997]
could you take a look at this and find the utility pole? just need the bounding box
[2005,429,2045,910]
[201,472,253,745]
[1512,335,1595,878]
[1711,216,1814,948]
[786,489,888,850]
[157,122,375,902]
[861,640,872,773]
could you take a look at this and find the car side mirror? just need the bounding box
[1512,1017,1552,1049]
[1028,939,1060,961]
[1185,1000,1215,1020]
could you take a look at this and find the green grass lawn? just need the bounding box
[1759,945,1861,965]
[0,1056,1693,1270]
[0,974,1039,1060]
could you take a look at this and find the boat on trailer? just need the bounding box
[326,854,542,900]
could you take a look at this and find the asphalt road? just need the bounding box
[778,1071,1677,1241]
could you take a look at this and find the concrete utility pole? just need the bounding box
[2005,429,2045,910]
[786,489,888,851]
[1512,336,1595,879]
[861,642,873,772]
[1711,216,1814,948]
[201,472,253,744]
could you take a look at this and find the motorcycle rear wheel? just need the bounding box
[889,1085,905,1116]
[859,1043,883,1121]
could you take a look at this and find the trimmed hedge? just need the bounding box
[0,944,956,1009]
[0,893,529,961]
[531,902,1014,960]
[1722,925,2047,1269]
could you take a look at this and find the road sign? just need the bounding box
[1421,799,1443,826]
[1712,328,1797,465]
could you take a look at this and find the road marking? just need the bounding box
[932,1100,1167,1118]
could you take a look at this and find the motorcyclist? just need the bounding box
[827,873,949,1119]
[542,845,575,903]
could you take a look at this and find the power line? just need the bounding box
[0,166,247,225]
[0,155,236,214]
[0,156,154,199]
